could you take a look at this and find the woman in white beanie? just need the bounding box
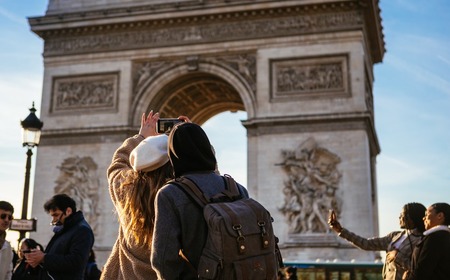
[102,111,178,279]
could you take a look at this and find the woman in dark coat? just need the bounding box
[407,202,450,280]
[12,238,43,280]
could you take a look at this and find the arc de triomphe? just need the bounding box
[29,0,384,265]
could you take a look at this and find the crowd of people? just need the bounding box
[0,111,449,279]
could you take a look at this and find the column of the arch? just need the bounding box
[243,37,380,263]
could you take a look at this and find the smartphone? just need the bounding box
[157,118,183,134]
[22,249,32,254]
[329,209,336,222]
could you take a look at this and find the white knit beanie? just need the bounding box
[130,134,169,172]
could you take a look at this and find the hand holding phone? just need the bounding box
[328,209,343,233]
[329,209,336,222]
[156,118,184,134]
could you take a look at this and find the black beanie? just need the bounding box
[168,122,217,177]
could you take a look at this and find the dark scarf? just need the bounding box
[168,123,216,177]
[0,230,5,249]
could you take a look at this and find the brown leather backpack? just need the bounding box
[172,175,283,279]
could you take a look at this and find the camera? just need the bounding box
[157,118,183,134]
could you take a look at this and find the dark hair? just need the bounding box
[20,238,43,251]
[44,194,77,213]
[404,202,426,232]
[431,202,450,225]
[88,249,96,262]
[168,122,217,177]
[0,201,14,213]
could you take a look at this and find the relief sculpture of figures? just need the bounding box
[279,137,342,234]
[135,61,167,92]
[217,54,256,92]
[54,156,101,235]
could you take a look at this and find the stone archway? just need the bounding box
[129,58,256,126]
[30,0,385,265]
[147,73,243,124]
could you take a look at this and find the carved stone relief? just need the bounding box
[365,71,374,115]
[133,60,173,97]
[213,54,256,92]
[43,10,362,56]
[54,156,101,235]
[132,61,173,99]
[271,55,349,100]
[279,137,342,234]
[132,53,256,101]
[51,73,118,113]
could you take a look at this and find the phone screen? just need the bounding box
[157,118,183,134]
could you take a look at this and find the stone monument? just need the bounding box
[28,0,385,265]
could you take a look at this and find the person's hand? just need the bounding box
[402,270,410,280]
[25,249,45,268]
[139,111,159,138]
[177,115,191,123]
[386,249,398,263]
[328,209,343,233]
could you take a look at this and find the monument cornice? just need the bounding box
[29,1,384,62]
[29,1,357,27]
[242,111,380,156]
[39,125,139,146]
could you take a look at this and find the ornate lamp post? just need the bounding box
[19,102,43,241]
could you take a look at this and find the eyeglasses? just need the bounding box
[0,214,13,220]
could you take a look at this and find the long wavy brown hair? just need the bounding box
[122,161,173,248]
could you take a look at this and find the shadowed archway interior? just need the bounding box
[147,72,245,125]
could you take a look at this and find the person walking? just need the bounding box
[150,122,249,279]
[406,202,450,280]
[0,201,14,280]
[25,194,94,280]
[328,203,426,280]
[101,111,174,279]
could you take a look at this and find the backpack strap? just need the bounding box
[173,177,209,207]
[171,175,242,206]
[220,174,242,200]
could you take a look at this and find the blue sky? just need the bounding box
[1,1,449,248]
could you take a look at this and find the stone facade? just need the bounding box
[29,0,384,266]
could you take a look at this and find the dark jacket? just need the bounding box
[43,211,94,280]
[152,122,249,279]
[151,173,249,279]
[408,227,450,280]
[12,259,40,280]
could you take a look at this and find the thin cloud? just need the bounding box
[377,154,428,186]
[0,7,27,25]
[386,55,450,96]
[390,34,449,57]
[391,0,420,12]
[437,55,450,67]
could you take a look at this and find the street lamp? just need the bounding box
[19,102,43,241]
